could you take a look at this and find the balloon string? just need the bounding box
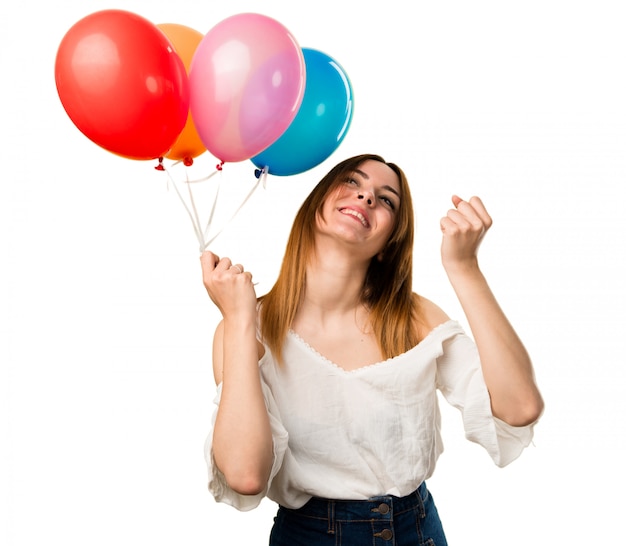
[185,167,206,251]
[159,162,266,252]
[183,170,221,184]
[161,164,206,251]
[203,176,221,242]
[203,166,267,250]
[260,165,269,189]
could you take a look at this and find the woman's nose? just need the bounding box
[357,191,373,205]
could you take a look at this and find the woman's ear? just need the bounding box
[377,251,384,262]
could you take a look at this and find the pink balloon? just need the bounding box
[189,13,305,163]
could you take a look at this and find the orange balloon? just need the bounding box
[158,23,206,165]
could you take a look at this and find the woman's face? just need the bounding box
[317,159,401,258]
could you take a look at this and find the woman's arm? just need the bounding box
[440,196,544,426]
[201,251,273,495]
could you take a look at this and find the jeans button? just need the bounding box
[378,503,390,515]
[380,529,393,540]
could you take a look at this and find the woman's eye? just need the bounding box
[381,196,395,209]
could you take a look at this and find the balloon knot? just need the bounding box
[155,157,165,171]
[216,161,224,171]
[254,169,262,179]
[183,157,193,167]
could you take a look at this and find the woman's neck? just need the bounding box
[296,246,370,324]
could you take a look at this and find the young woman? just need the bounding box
[200,154,543,545]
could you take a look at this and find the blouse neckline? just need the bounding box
[287,319,458,375]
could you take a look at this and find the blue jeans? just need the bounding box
[269,482,448,545]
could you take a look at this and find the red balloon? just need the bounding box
[55,10,189,160]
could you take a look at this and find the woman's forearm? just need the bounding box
[446,263,544,426]
[212,317,273,495]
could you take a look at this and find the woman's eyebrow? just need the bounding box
[353,168,401,198]
[383,185,400,199]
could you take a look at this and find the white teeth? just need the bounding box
[341,208,369,227]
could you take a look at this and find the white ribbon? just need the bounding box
[160,161,268,253]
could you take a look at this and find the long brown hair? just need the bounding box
[259,154,421,363]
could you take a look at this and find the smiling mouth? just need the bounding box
[339,208,370,228]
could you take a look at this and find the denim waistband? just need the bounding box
[285,482,428,523]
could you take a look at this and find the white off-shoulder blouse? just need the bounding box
[205,320,535,511]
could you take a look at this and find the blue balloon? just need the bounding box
[251,48,354,176]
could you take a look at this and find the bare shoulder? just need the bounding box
[415,294,451,339]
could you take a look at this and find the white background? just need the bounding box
[2,0,625,544]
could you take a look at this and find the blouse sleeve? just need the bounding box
[435,325,535,467]
[204,379,289,511]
